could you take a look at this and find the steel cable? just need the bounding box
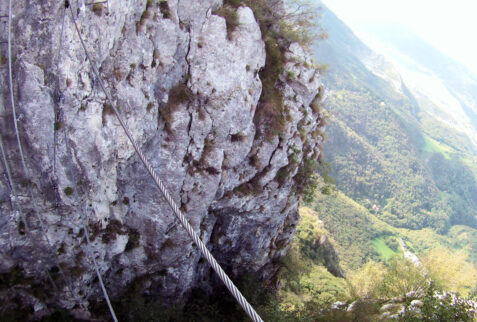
[52,2,118,320]
[6,0,62,292]
[68,4,263,321]
[6,0,90,305]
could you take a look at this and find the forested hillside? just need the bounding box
[312,3,477,252]
[261,5,477,317]
[264,3,477,319]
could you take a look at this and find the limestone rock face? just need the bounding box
[0,0,325,316]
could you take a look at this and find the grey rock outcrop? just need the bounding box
[0,0,324,316]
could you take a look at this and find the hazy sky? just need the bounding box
[322,0,477,75]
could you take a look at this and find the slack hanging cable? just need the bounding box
[50,1,117,318]
[0,135,15,197]
[53,1,67,179]
[68,5,263,322]
[8,1,26,175]
[0,131,58,291]
[6,0,87,302]
[0,134,16,250]
[59,103,118,322]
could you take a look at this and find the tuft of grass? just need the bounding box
[125,229,141,251]
[102,103,116,125]
[17,221,26,235]
[230,132,246,142]
[159,0,171,19]
[92,3,103,16]
[294,159,319,203]
[160,83,193,133]
[54,122,62,131]
[310,87,323,114]
[102,219,125,244]
[113,67,123,81]
[249,154,262,169]
[137,1,154,32]
[276,167,291,186]
[213,5,239,40]
[253,36,288,141]
[63,187,74,196]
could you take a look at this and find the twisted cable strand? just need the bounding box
[69,4,263,322]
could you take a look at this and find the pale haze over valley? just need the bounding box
[323,0,477,76]
[322,0,477,150]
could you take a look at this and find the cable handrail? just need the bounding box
[68,3,263,321]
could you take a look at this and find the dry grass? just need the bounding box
[213,6,240,40]
[160,83,192,133]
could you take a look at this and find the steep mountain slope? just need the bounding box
[310,3,477,263]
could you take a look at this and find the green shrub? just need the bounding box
[219,0,324,141]
[295,159,319,203]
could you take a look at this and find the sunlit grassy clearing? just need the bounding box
[372,237,396,260]
[422,134,452,159]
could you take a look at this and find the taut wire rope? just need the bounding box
[68,3,263,321]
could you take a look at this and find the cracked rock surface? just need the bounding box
[0,0,325,316]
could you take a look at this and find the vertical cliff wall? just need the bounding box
[0,0,325,317]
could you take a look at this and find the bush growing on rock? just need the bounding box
[222,0,325,141]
